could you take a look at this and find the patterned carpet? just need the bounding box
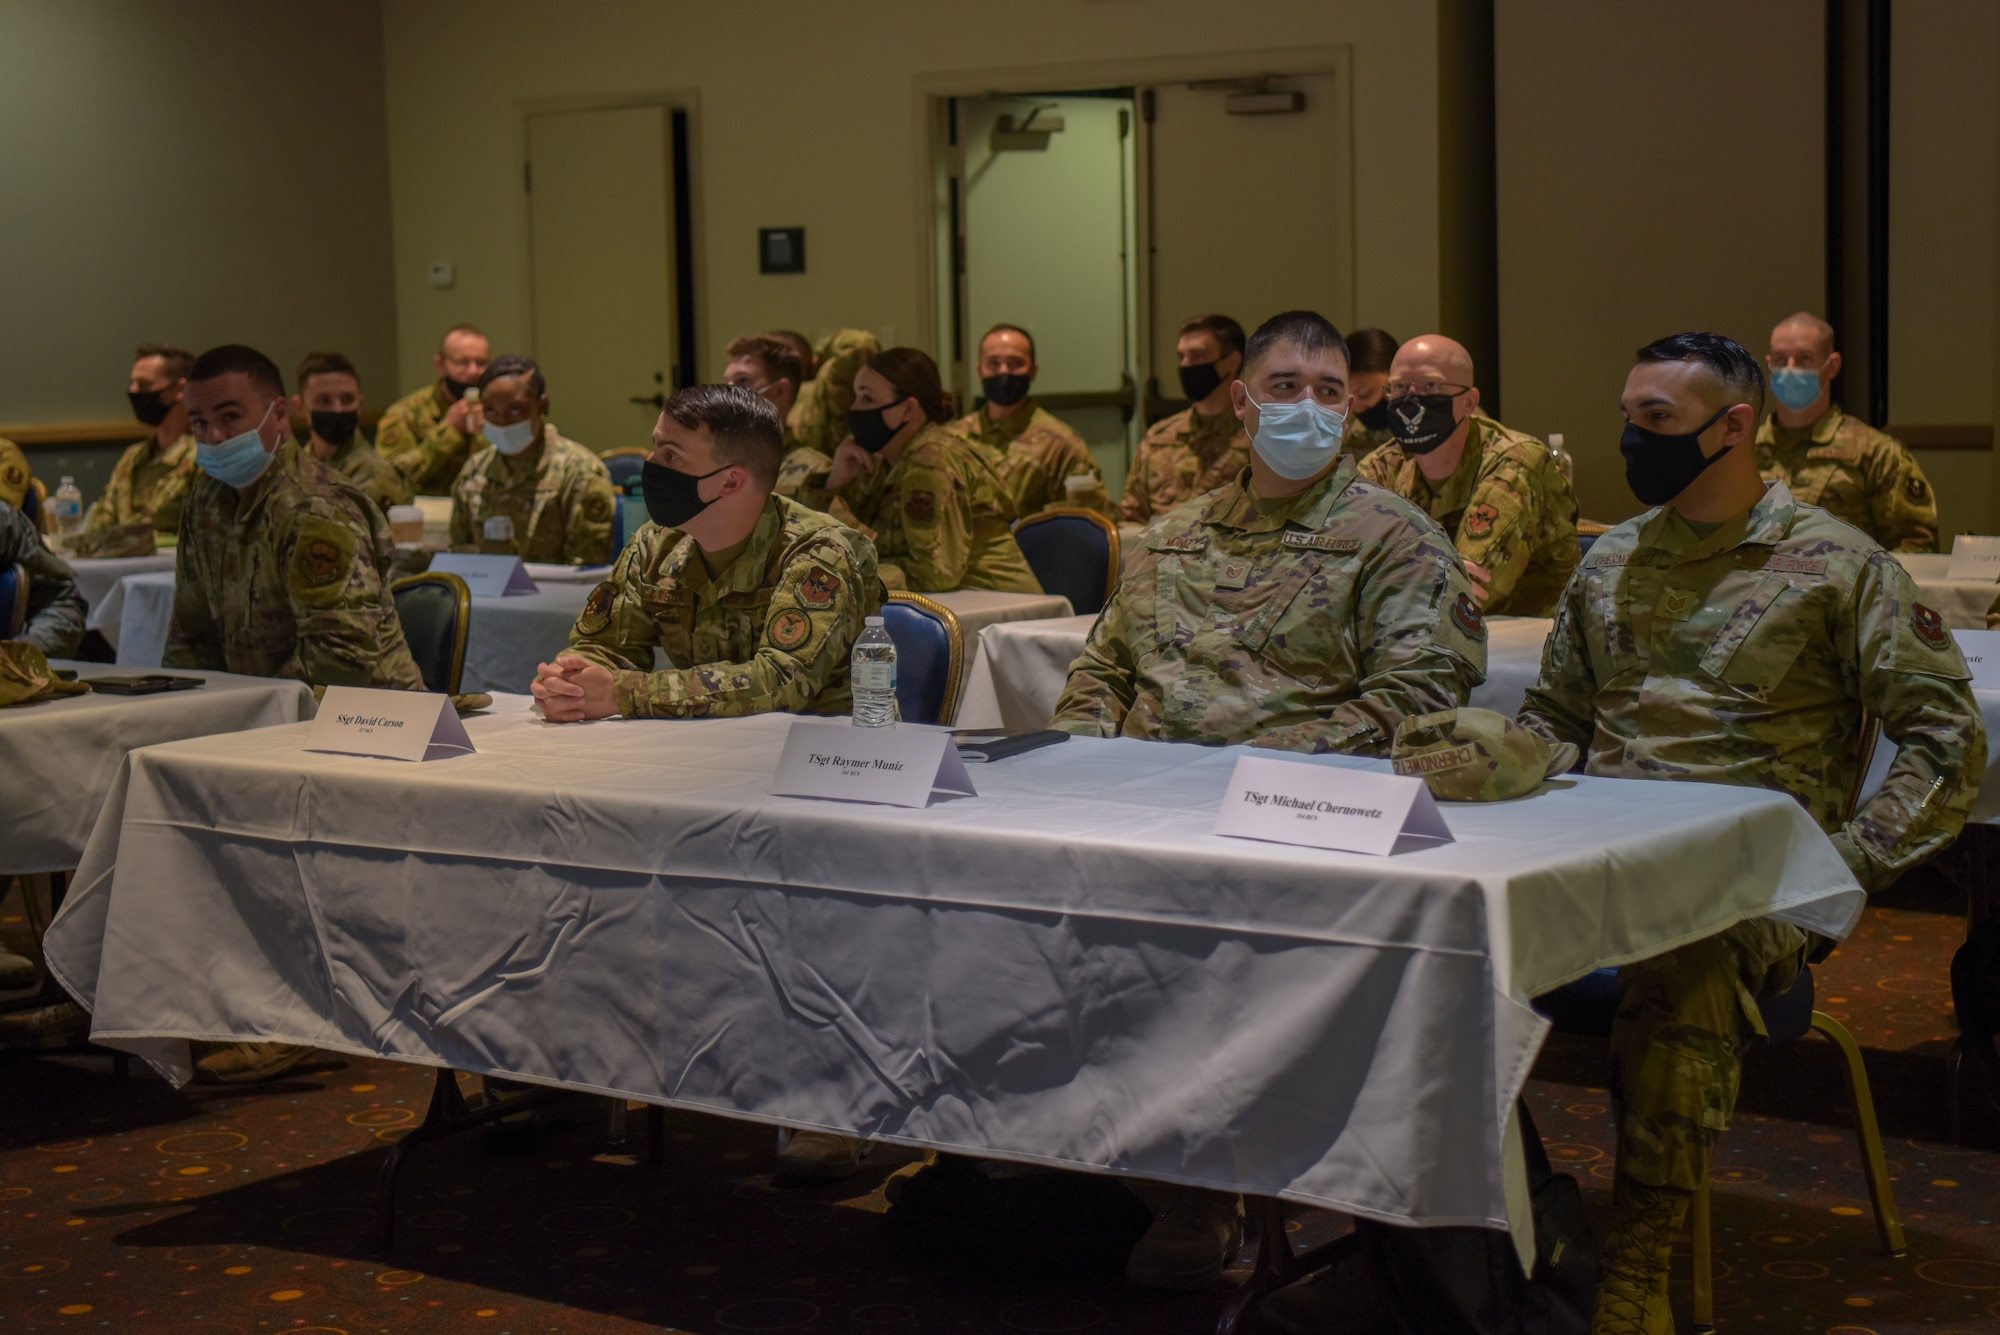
[3,865,1997,1334]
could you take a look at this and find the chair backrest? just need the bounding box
[615,490,651,553]
[390,571,471,694]
[602,449,649,491]
[881,592,965,725]
[0,564,27,639]
[21,479,45,533]
[1012,507,1120,615]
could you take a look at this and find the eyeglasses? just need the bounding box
[1385,380,1471,400]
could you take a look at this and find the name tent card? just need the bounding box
[429,552,539,597]
[1213,754,1452,856]
[769,721,977,809]
[1954,629,2000,691]
[305,686,476,762]
[1946,535,2000,583]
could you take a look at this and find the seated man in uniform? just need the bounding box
[292,351,412,514]
[376,323,492,495]
[726,333,816,497]
[74,343,199,554]
[448,355,615,566]
[1122,314,1252,526]
[1357,333,1579,615]
[950,323,1112,518]
[1757,310,1936,553]
[1051,310,1488,1290]
[0,497,85,659]
[1519,332,1983,1332]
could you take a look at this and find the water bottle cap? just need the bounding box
[60,476,74,485]
[865,615,884,626]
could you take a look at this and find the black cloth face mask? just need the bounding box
[981,373,1031,409]
[641,458,728,528]
[311,410,359,447]
[128,389,171,427]
[1356,399,1393,431]
[1387,393,1463,455]
[1178,360,1224,404]
[847,399,909,454]
[443,377,475,401]
[1620,404,1734,507]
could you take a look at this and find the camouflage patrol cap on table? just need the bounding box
[1391,706,1578,802]
[0,642,88,708]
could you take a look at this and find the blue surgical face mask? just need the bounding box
[1246,392,1347,480]
[1769,367,1822,413]
[484,417,539,455]
[196,400,278,488]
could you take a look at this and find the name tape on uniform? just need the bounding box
[304,686,475,763]
[430,552,539,597]
[1946,535,2000,584]
[1213,754,1453,856]
[1953,629,2000,692]
[770,720,977,809]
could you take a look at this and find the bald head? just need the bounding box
[1771,311,1835,360]
[1389,335,1476,391]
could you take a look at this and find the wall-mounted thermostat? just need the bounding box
[426,261,456,289]
[759,228,805,275]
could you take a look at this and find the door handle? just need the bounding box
[629,392,666,409]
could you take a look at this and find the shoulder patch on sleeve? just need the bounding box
[1450,590,1488,641]
[1912,601,1948,649]
[768,607,813,651]
[577,581,615,636]
[288,514,357,606]
[1463,502,1500,538]
[905,488,937,524]
[1905,475,1930,504]
[796,563,841,608]
[584,490,612,522]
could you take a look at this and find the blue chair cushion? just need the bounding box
[0,563,23,639]
[1015,514,1112,615]
[605,455,648,490]
[391,580,464,694]
[1534,961,1817,1044]
[1577,530,1600,558]
[881,602,953,725]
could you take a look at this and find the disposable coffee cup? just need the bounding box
[388,504,425,545]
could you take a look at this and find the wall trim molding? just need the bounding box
[1886,423,1993,450]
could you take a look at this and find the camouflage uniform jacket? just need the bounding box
[449,426,615,566]
[824,423,1040,593]
[1518,482,1983,890]
[82,432,198,535]
[163,445,424,689]
[774,442,834,506]
[1121,406,1251,525]
[1051,457,1488,753]
[1356,412,1579,616]
[376,381,477,496]
[1342,417,1396,461]
[0,438,29,511]
[312,436,412,514]
[1753,404,1937,553]
[564,493,883,719]
[951,400,1113,519]
[1,501,86,658]
[787,329,880,457]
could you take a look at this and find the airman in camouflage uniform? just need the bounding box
[1752,405,1936,553]
[449,423,616,565]
[1052,455,1486,749]
[1,500,86,658]
[1358,411,1579,616]
[1120,407,1251,526]
[953,399,1113,519]
[314,434,411,514]
[376,326,492,495]
[787,329,879,458]
[775,443,834,505]
[563,494,882,717]
[808,423,1039,593]
[1518,332,1983,1334]
[165,442,424,690]
[0,439,33,516]
[81,432,198,543]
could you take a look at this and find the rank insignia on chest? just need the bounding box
[1280,531,1360,553]
[769,607,812,651]
[1659,587,1697,621]
[577,582,616,635]
[1155,534,1209,553]
[1912,602,1948,648]
[1450,591,1486,640]
[1463,502,1500,539]
[1216,560,1251,590]
[905,489,937,523]
[797,564,840,608]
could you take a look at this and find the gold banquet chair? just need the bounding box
[389,572,471,695]
[881,592,964,726]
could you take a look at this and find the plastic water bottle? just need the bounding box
[52,477,84,535]
[1547,433,1574,485]
[850,615,897,727]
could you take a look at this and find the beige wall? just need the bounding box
[1493,0,1824,525]
[0,0,398,428]
[379,0,1445,403]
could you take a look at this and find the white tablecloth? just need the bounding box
[1893,553,1994,630]
[0,662,314,875]
[48,704,1860,1241]
[74,556,176,643]
[959,615,1555,732]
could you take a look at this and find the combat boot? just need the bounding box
[1592,1175,1691,1335]
[775,1131,866,1179]
[1123,1184,1243,1289]
[0,948,37,990]
[0,1000,89,1050]
[194,1041,310,1084]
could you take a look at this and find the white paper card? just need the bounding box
[305,686,475,762]
[1213,755,1452,856]
[1947,535,2000,583]
[769,720,977,808]
[1954,629,2000,691]
[429,552,539,597]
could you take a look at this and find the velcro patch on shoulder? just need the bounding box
[1280,531,1361,553]
[288,514,357,607]
[1150,533,1209,553]
[1761,555,1828,575]
[577,581,616,636]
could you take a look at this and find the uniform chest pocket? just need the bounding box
[1696,573,1813,695]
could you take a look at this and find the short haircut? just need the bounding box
[440,323,487,349]
[664,383,783,489]
[725,334,805,390]
[135,342,194,381]
[296,350,361,391]
[766,329,816,377]
[1635,331,1766,416]
[980,323,1036,363]
[478,353,546,400]
[1345,327,1399,375]
[1776,310,1837,355]
[865,347,956,423]
[1243,310,1350,373]
[188,344,285,399]
[1177,314,1245,359]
